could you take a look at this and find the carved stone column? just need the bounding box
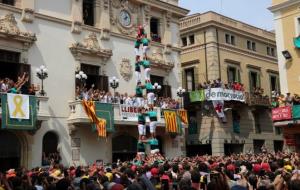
[141,4,151,36]
[21,0,35,23]
[94,0,101,28]
[71,0,83,34]
[162,11,172,46]
[100,0,111,40]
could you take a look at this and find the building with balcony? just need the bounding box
[180,11,283,156]
[0,0,188,169]
[269,0,300,152]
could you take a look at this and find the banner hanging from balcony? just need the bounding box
[188,88,245,102]
[177,109,188,125]
[205,88,245,102]
[120,105,159,122]
[163,109,182,134]
[292,105,300,119]
[94,102,114,133]
[272,106,292,121]
[1,94,37,130]
[189,90,205,102]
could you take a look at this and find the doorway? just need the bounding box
[112,135,137,162]
[0,131,21,172]
[186,144,212,157]
[224,144,244,155]
[253,140,265,154]
[42,132,59,165]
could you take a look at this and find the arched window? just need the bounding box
[0,131,21,172]
[42,132,59,166]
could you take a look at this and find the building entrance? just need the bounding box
[0,131,21,172]
[112,135,137,162]
[224,144,244,155]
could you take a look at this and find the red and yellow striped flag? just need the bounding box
[164,110,178,133]
[177,109,188,125]
[82,101,107,137]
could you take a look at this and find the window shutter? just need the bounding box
[257,73,261,88]
[249,71,253,92]
[237,69,241,83]
[227,67,230,83]
[162,85,171,98]
[182,69,186,90]
[102,75,109,92]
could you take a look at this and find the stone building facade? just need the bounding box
[180,12,283,156]
[0,0,188,169]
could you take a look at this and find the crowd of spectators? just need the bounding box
[196,79,245,92]
[1,152,300,190]
[75,86,180,109]
[0,73,38,95]
[271,92,300,108]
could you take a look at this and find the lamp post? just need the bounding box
[109,76,119,103]
[36,65,48,96]
[153,82,162,105]
[176,87,186,108]
[75,71,88,89]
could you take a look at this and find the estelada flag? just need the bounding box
[164,109,182,134]
[177,109,188,125]
[82,101,107,137]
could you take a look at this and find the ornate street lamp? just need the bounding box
[177,87,186,108]
[109,76,119,103]
[75,71,88,89]
[36,65,48,96]
[153,82,162,105]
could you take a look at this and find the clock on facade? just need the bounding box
[119,10,131,27]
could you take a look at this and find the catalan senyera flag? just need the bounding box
[82,101,107,137]
[163,109,182,134]
[177,109,188,125]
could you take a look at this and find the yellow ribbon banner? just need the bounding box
[12,95,25,118]
[7,93,30,120]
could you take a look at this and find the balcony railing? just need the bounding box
[245,92,270,107]
[67,100,166,126]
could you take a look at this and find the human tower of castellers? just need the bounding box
[133,26,160,160]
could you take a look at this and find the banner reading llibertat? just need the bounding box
[204,88,245,102]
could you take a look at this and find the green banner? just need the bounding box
[293,105,300,119]
[92,102,115,132]
[189,90,205,102]
[1,94,37,130]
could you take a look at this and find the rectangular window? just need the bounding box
[267,46,276,56]
[80,63,108,91]
[185,68,195,91]
[181,37,187,47]
[150,17,161,43]
[83,0,94,26]
[247,40,256,51]
[0,0,14,5]
[270,75,279,94]
[227,66,241,83]
[249,71,260,92]
[252,42,256,51]
[189,35,195,45]
[225,34,235,45]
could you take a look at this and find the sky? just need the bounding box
[179,0,274,31]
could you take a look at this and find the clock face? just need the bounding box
[119,10,131,27]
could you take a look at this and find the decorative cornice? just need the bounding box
[69,32,112,61]
[224,59,241,66]
[181,60,199,67]
[268,0,300,12]
[0,13,36,47]
[246,64,261,71]
[136,0,189,17]
[266,69,279,74]
[148,56,174,71]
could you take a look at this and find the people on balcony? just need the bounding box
[196,79,245,92]
[0,73,39,95]
[271,92,300,108]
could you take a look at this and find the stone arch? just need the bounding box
[42,131,59,165]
